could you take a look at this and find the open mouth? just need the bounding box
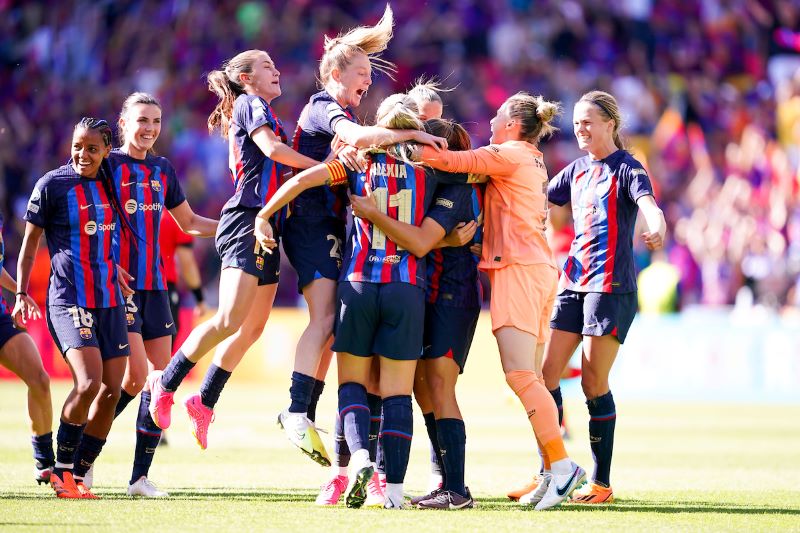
[356,89,367,97]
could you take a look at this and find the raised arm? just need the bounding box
[168,201,218,238]
[417,144,518,176]
[335,121,447,151]
[637,194,666,251]
[251,125,321,170]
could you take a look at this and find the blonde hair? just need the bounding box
[319,5,396,86]
[207,50,265,138]
[373,93,422,162]
[408,76,446,106]
[578,90,625,150]
[118,92,161,152]
[504,92,561,144]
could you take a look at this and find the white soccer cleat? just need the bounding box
[534,462,586,511]
[519,473,550,505]
[127,476,169,498]
[277,410,331,466]
[82,464,94,490]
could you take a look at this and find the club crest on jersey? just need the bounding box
[79,327,92,339]
[125,199,138,214]
[150,180,162,192]
[126,313,135,326]
[256,255,265,270]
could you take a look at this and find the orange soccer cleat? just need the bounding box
[49,471,82,499]
[569,482,614,504]
[507,474,543,501]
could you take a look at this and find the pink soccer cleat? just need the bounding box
[315,475,348,506]
[146,370,175,430]
[364,471,385,508]
[184,393,214,450]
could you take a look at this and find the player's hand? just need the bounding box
[117,265,135,297]
[642,230,664,251]
[412,131,447,151]
[11,293,41,328]
[254,216,277,254]
[470,242,482,257]
[348,188,378,221]
[443,221,477,247]
[338,144,365,172]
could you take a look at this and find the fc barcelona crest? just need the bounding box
[150,180,162,192]
[126,313,135,326]
[79,327,92,339]
[256,255,265,270]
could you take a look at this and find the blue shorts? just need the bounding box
[422,303,479,374]
[216,207,280,286]
[282,215,344,293]
[0,312,23,351]
[550,289,637,343]
[47,304,130,360]
[124,290,177,340]
[332,281,425,361]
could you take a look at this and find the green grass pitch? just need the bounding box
[1,377,798,532]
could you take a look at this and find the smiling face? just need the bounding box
[332,52,372,108]
[71,127,111,178]
[121,103,161,158]
[241,51,281,102]
[573,100,615,156]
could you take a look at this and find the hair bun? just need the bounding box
[536,100,559,123]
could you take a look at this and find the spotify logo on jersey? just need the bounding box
[125,199,138,214]
[84,221,97,235]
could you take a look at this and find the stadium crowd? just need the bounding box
[1,0,799,309]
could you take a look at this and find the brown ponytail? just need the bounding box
[207,50,264,138]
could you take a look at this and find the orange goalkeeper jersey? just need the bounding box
[421,140,556,270]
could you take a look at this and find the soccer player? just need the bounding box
[146,50,324,453]
[106,92,217,497]
[283,4,445,478]
[254,95,465,509]
[15,118,133,499]
[541,90,666,504]
[0,214,54,486]
[412,93,587,510]
[349,118,482,510]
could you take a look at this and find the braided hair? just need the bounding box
[75,117,140,241]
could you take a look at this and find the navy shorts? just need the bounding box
[550,289,638,343]
[282,215,344,293]
[216,207,280,286]
[47,304,130,360]
[0,312,23,351]
[422,303,480,374]
[124,290,177,340]
[333,281,425,360]
[167,281,181,334]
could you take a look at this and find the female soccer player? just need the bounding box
[106,92,217,497]
[542,90,666,505]
[349,118,482,510]
[146,50,325,453]
[0,214,54,486]
[15,117,133,499]
[281,4,445,471]
[413,92,586,510]
[255,95,465,509]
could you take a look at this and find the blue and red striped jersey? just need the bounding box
[290,91,354,220]
[425,183,484,308]
[109,149,186,291]
[0,213,7,314]
[337,151,466,287]
[224,94,291,221]
[548,150,654,293]
[24,165,123,308]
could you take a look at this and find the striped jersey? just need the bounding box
[329,152,466,286]
[24,165,123,308]
[109,149,186,291]
[426,183,484,308]
[548,149,654,293]
[290,91,354,220]
[0,213,7,314]
[224,94,290,220]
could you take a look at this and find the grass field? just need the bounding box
[1,379,799,533]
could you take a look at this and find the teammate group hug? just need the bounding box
[1,6,665,510]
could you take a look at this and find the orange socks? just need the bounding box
[505,369,567,463]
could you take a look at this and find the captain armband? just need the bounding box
[325,160,348,187]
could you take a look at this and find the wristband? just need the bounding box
[191,287,204,304]
[15,291,27,298]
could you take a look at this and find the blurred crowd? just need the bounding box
[1,0,798,310]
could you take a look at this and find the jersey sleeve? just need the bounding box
[421,144,520,178]
[425,184,471,235]
[237,95,277,136]
[547,164,573,207]
[622,161,655,203]
[162,159,187,209]
[23,176,50,228]
[307,98,352,135]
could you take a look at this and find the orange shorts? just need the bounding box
[487,263,558,342]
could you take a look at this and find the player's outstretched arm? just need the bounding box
[168,201,218,238]
[251,125,321,170]
[335,120,446,151]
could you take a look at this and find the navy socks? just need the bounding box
[367,393,382,463]
[587,391,616,487]
[423,412,444,479]
[161,351,195,391]
[130,391,162,484]
[338,382,370,453]
[200,364,232,409]
[54,421,84,476]
[381,395,413,484]
[115,389,136,418]
[307,379,325,422]
[73,433,106,478]
[288,371,316,414]
[32,432,55,468]
[436,418,466,497]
